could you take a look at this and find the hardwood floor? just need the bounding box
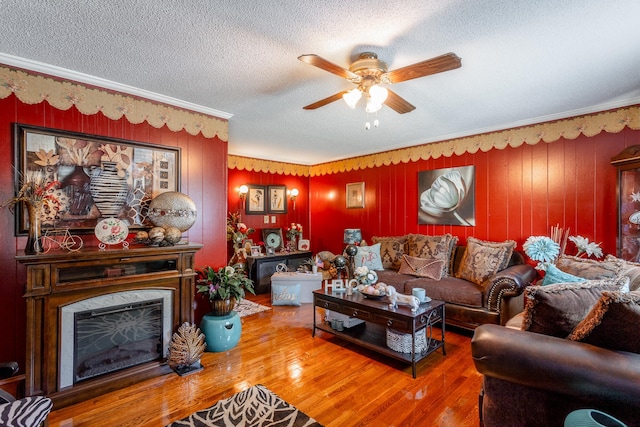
[47,294,482,427]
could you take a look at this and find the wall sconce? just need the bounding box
[237,184,248,209]
[289,188,299,210]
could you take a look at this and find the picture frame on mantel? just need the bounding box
[12,123,180,235]
[346,182,365,209]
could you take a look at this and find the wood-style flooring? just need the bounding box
[47,294,482,427]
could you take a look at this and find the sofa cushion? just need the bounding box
[353,243,384,270]
[605,254,640,291]
[521,278,629,338]
[375,269,417,293]
[372,236,406,270]
[455,237,515,285]
[406,276,484,307]
[556,255,618,280]
[398,255,445,280]
[540,264,585,286]
[568,291,640,353]
[406,234,457,277]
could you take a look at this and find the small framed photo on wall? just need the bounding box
[268,185,287,214]
[346,182,365,209]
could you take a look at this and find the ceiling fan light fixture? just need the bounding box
[369,84,388,104]
[365,99,383,113]
[343,88,362,109]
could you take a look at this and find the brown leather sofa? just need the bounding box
[471,324,640,426]
[376,246,536,330]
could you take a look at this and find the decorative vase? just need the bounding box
[90,161,129,216]
[61,165,92,215]
[288,235,297,252]
[210,297,237,316]
[24,202,43,255]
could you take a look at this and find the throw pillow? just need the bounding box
[540,264,586,286]
[555,255,618,280]
[398,255,445,280]
[372,236,406,270]
[455,237,516,285]
[271,283,301,306]
[353,243,384,271]
[521,277,630,338]
[568,291,640,353]
[605,254,640,291]
[0,396,53,427]
[406,234,457,277]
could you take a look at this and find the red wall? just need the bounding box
[309,130,639,256]
[227,168,310,256]
[0,94,228,365]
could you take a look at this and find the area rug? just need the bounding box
[234,299,271,318]
[167,384,323,427]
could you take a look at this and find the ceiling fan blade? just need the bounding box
[384,89,416,114]
[303,91,348,110]
[385,52,461,83]
[298,54,359,80]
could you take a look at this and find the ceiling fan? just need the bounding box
[298,52,461,114]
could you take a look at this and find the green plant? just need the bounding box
[195,265,255,301]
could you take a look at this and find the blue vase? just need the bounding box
[200,312,242,352]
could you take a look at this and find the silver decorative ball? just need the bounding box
[333,255,347,268]
[164,226,182,244]
[148,192,197,232]
[148,226,165,243]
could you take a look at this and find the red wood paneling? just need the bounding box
[0,94,228,365]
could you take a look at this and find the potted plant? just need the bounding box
[195,264,256,316]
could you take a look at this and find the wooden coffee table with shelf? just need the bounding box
[312,289,445,378]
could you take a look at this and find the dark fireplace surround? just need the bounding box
[18,244,202,408]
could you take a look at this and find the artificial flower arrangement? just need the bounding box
[568,235,603,258]
[226,211,255,247]
[354,265,378,286]
[285,223,303,240]
[195,264,255,302]
[2,170,60,213]
[523,233,603,271]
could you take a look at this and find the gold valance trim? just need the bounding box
[230,105,639,177]
[0,65,228,141]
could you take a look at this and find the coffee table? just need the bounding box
[312,289,445,378]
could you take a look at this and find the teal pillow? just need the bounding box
[541,264,586,286]
[271,283,301,306]
[353,243,384,271]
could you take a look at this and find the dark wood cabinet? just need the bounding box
[246,251,312,293]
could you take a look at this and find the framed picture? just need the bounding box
[243,239,253,253]
[298,239,310,251]
[262,227,284,251]
[245,184,266,214]
[250,245,262,257]
[12,123,180,235]
[268,185,287,214]
[346,182,365,209]
[418,165,475,226]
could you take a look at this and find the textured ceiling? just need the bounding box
[1,0,640,165]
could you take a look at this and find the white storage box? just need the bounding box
[270,272,322,303]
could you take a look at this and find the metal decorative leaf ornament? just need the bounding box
[168,322,206,375]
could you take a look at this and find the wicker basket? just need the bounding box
[386,327,427,353]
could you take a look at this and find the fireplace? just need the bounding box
[60,290,173,388]
[18,243,202,408]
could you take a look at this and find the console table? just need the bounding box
[246,251,311,293]
[313,289,445,378]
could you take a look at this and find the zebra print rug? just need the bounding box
[167,384,323,427]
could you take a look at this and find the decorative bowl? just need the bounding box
[360,291,386,300]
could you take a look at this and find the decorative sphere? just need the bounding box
[345,244,358,257]
[148,226,165,243]
[164,226,182,244]
[333,255,347,268]
[148,192,197,232]
[134,231,149,242]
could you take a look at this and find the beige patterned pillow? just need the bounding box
[372,236,406,270]
[455,237,515,285]
[556,255,618,280]
[398,255,445,280]
[605,254,640,291]
[406,234,457,277]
